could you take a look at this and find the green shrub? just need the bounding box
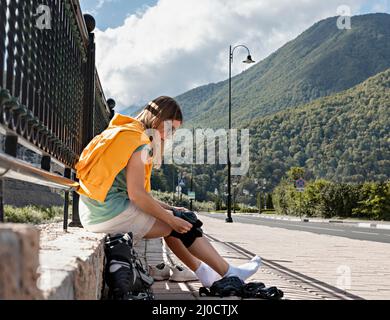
[273,178,389,220]
[4,205,64,224]
[239,205,259,213]
[352,182,390,220]
[151,190,215,212]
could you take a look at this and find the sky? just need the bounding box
[80,0,390,111]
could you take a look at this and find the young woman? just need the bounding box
[76,96,261,288]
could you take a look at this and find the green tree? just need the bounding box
[287,167,306,182]
[353,182,390,220]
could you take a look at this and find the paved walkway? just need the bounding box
[136,214,390,300]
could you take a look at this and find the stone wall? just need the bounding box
[38,223,106,300]
[0,224,42,299]
[0,223,106,300]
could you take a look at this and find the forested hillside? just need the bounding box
[176,13,390,129]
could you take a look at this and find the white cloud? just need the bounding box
[81,0,117,15]
[372,0,389,12]
[94,0,367,110]
[96,0,106,10]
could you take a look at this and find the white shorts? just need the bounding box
[80,201,157,243]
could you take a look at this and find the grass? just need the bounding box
[4,205,66,225]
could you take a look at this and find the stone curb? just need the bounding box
[238,213,390,230]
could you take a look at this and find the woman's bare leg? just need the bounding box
[164,237,201,271]
[187,237,229,276]
[144,219,172,239]
[144,209,176,239]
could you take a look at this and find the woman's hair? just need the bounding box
[136,96,183,130]
[136,96,183,168]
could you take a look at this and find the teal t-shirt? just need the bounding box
[79,144,149,225]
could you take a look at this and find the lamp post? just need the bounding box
[190,164,194,211]
[224,183,228,209]
[172,166,175,203]
[233,182,238,213]
[254,178,261,214]
[214,188,219,211]
[226,45,255,223]
[178,174,185,203]
[263,178,267,211]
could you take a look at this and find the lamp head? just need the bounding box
[243,55,255,64]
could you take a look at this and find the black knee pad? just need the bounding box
[171,209,203,229]
[169,209,204,247]
[170,226,203,248]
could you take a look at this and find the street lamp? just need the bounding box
[190,128,194,210]
[254,178,261,214]
[178,175,186,202]
[263,178,267,211]
[233,182,238,213]
[224,184,228,209]
[172,166,175,203]
[226,45,255,223]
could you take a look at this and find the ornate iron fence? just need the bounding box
[0,0,115,228]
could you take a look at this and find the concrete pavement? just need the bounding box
[201,212,390,244]
[200,214,390,300]
[137,214,390,300]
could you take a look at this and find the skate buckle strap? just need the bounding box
[200,276,244,298]
[199,276,284,300]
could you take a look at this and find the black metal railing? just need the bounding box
[0,0,115,229]
[94,73,112,138]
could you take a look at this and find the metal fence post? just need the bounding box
[5,135,18,157]
[0,179,3,223]
[63,167,71,231]
[82,14,96,148]
[41,155,51,172]
[0,134,18,222]
[69,170,82,228]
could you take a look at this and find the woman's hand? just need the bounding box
[168,216,193,234]
[173,206,190,212]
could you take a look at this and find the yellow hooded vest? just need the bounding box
[75,114,153,203]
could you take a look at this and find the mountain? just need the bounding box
[153,69,390,201]
[246,68,390,188]
[175,13,390,128]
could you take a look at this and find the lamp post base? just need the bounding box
[226,217,233,223]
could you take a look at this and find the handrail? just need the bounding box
[0,152,79,191]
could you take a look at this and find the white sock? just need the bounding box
[195,262,222,288]
[195,256,262,287]
[224,256,262,281]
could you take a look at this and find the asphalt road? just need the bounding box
[199,212,390,244]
